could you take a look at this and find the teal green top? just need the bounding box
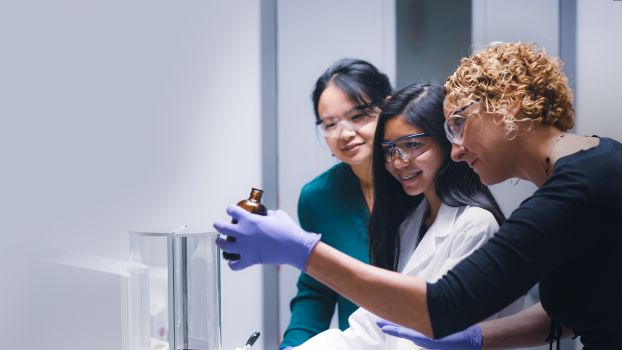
[280,163,370,349]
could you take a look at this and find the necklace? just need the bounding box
[544,132,566,175]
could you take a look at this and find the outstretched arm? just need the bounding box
[479,302,572,349]
[377,302,573,349]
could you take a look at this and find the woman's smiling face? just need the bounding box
[443,96,516,185]
[317,82,379,166]
[383,114,444,196]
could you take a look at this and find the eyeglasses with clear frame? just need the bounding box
[380,132,432,163]
[316,102,379,138]
[443,100,479,145]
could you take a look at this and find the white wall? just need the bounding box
[0,1,265,349]
[276,0,396,338]
[576,0,622,140]
[472,0,559,56]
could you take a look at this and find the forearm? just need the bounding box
[480,302,572,349]
[306,242,433,337]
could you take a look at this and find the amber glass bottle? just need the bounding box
[223,188,268,260]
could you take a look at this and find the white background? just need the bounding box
[0,1,265,349]
[1,1,621,350]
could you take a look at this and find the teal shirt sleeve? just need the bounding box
[280,164,369,349]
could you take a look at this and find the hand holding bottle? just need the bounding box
[223,188,268,261]
[376,319,482,350]
[214,205,321,271]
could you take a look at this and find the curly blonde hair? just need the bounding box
[444,42,574,138]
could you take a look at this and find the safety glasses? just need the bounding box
[316,102,379,138]
[380,132,432,162]
[443,100,479,145]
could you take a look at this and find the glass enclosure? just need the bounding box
[129,226,221,350]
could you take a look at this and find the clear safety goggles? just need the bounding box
[380,132,432,162]
[316,102,379,138]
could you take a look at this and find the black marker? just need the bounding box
[242,331,260,349]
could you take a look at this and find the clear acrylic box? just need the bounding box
[129,226,221,350]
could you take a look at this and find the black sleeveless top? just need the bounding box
[427,137,622,349]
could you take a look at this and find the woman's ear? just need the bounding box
[510,100,521,116]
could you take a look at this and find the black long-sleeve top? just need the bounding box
[427,137,622,349]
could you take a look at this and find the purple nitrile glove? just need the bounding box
[213,205,321,271]
[376,319,482,350]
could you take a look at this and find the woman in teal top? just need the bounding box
[280,59,392,349]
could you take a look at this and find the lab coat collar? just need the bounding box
[429,203,459,238]
[399,202,461,275]
[401,200,458,238]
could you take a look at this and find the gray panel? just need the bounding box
[560,0,577,94]
[397,0,472,88]
[261,0,280,349]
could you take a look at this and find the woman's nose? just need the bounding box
[338,126,356,140]
[450,143,467,162]
[392,155,410,169]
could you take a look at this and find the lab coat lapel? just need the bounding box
[400,204,459,276]
[396,200,427,272]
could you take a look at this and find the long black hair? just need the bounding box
[312,58,391,122]
[368,83,505,271]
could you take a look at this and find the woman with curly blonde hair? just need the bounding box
[215,42,622,349]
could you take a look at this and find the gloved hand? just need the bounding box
[376,319,482,350]
[213,205,321,271]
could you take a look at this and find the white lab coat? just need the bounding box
[294,200,524,350]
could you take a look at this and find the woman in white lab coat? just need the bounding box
[284,83,523,350]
